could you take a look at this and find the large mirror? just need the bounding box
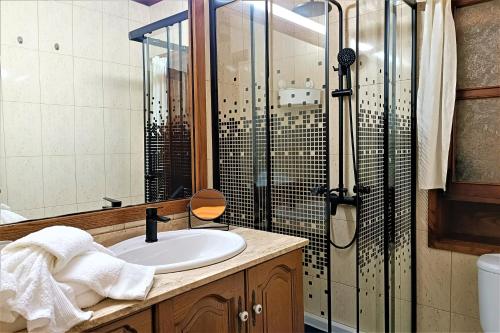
[0,0,193,224]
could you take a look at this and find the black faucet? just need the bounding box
[102,197,122,209]
[145,207,171,243]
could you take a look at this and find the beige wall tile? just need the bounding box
[304,276,321,316]
[450,313,482,333]
[87,224,124,236]
[417,305,451,333]
[331,281,357,328]
[451,252,480,318]
[416,189,428,232]
[417,230,452,311]
[396,299,412,333]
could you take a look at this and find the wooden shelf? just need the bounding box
[429,234,500,256]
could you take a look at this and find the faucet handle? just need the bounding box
[103,197,122,209]
[157,215,171,223]
[146,207,170,223]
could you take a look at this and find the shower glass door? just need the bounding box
[211,0,268,231]
[267,0,329,322]
[143,19,192,202]
[211,0,330,323]
[388,1,415,332]
[357,0,416,332]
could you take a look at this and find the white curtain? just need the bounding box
[417,0,457,190]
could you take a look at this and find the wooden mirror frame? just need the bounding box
[0,0,207,241]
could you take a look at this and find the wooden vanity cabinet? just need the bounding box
[92,250,303,333]
[155,250,303,333]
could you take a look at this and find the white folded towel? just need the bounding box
[0,204,27,224]
[0,226,155,333]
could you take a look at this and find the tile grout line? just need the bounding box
[36,0,47,216]
[72,1,78,213]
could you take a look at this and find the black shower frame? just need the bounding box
[208,0,417,332]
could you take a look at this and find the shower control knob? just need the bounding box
[311,185,328,196]
[353,185,371,194]
[239,311,249,322]
[253,304,263,315]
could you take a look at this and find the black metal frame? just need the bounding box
[355,1,360,330]
[209,0,221,190]
[409,1,418,332]
[129,11,188,42]
[383,1,393,330]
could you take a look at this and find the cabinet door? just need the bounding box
[157,272,247,333]
[88,309,153,333]
[247,250,304,333]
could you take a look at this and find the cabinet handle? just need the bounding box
[239,311,249,322]
[253,304,263,315]
[122,325,138,333]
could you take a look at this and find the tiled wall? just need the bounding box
[416,190,482,332]
[0,0,152,220]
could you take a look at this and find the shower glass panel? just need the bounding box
[358,0,415,331]
[268,0,329,321]
[356,0,386,331]
[213,0,330,317]
[210,0,416,331]
[392,2,414,332]
[213,1,268,230]
[143,20,192,202]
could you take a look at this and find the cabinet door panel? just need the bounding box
[247,250,304,333]
[157,272,246,333]
[88,309,153,333]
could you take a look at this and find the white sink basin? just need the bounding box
[109,229,246,274]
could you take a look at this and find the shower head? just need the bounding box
[337,48,356,67]
[292,1,332,18]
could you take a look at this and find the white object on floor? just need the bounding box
[417,0,457,190]
[477,254,500,333]
[0,226,155,333]
[110,229,246,274]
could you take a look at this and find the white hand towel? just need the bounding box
[0,226,155,333]
[55,250,155,301]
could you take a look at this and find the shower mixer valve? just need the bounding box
[310,184,371,216]
[310,185,359,216]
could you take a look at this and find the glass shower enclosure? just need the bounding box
[130,12,193,202]
[209,0,417,332]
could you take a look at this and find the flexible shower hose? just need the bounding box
[329,93,360,250]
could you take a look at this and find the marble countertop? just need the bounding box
[68,227,309,332]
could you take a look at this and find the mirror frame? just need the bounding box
[0,0,207,240]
